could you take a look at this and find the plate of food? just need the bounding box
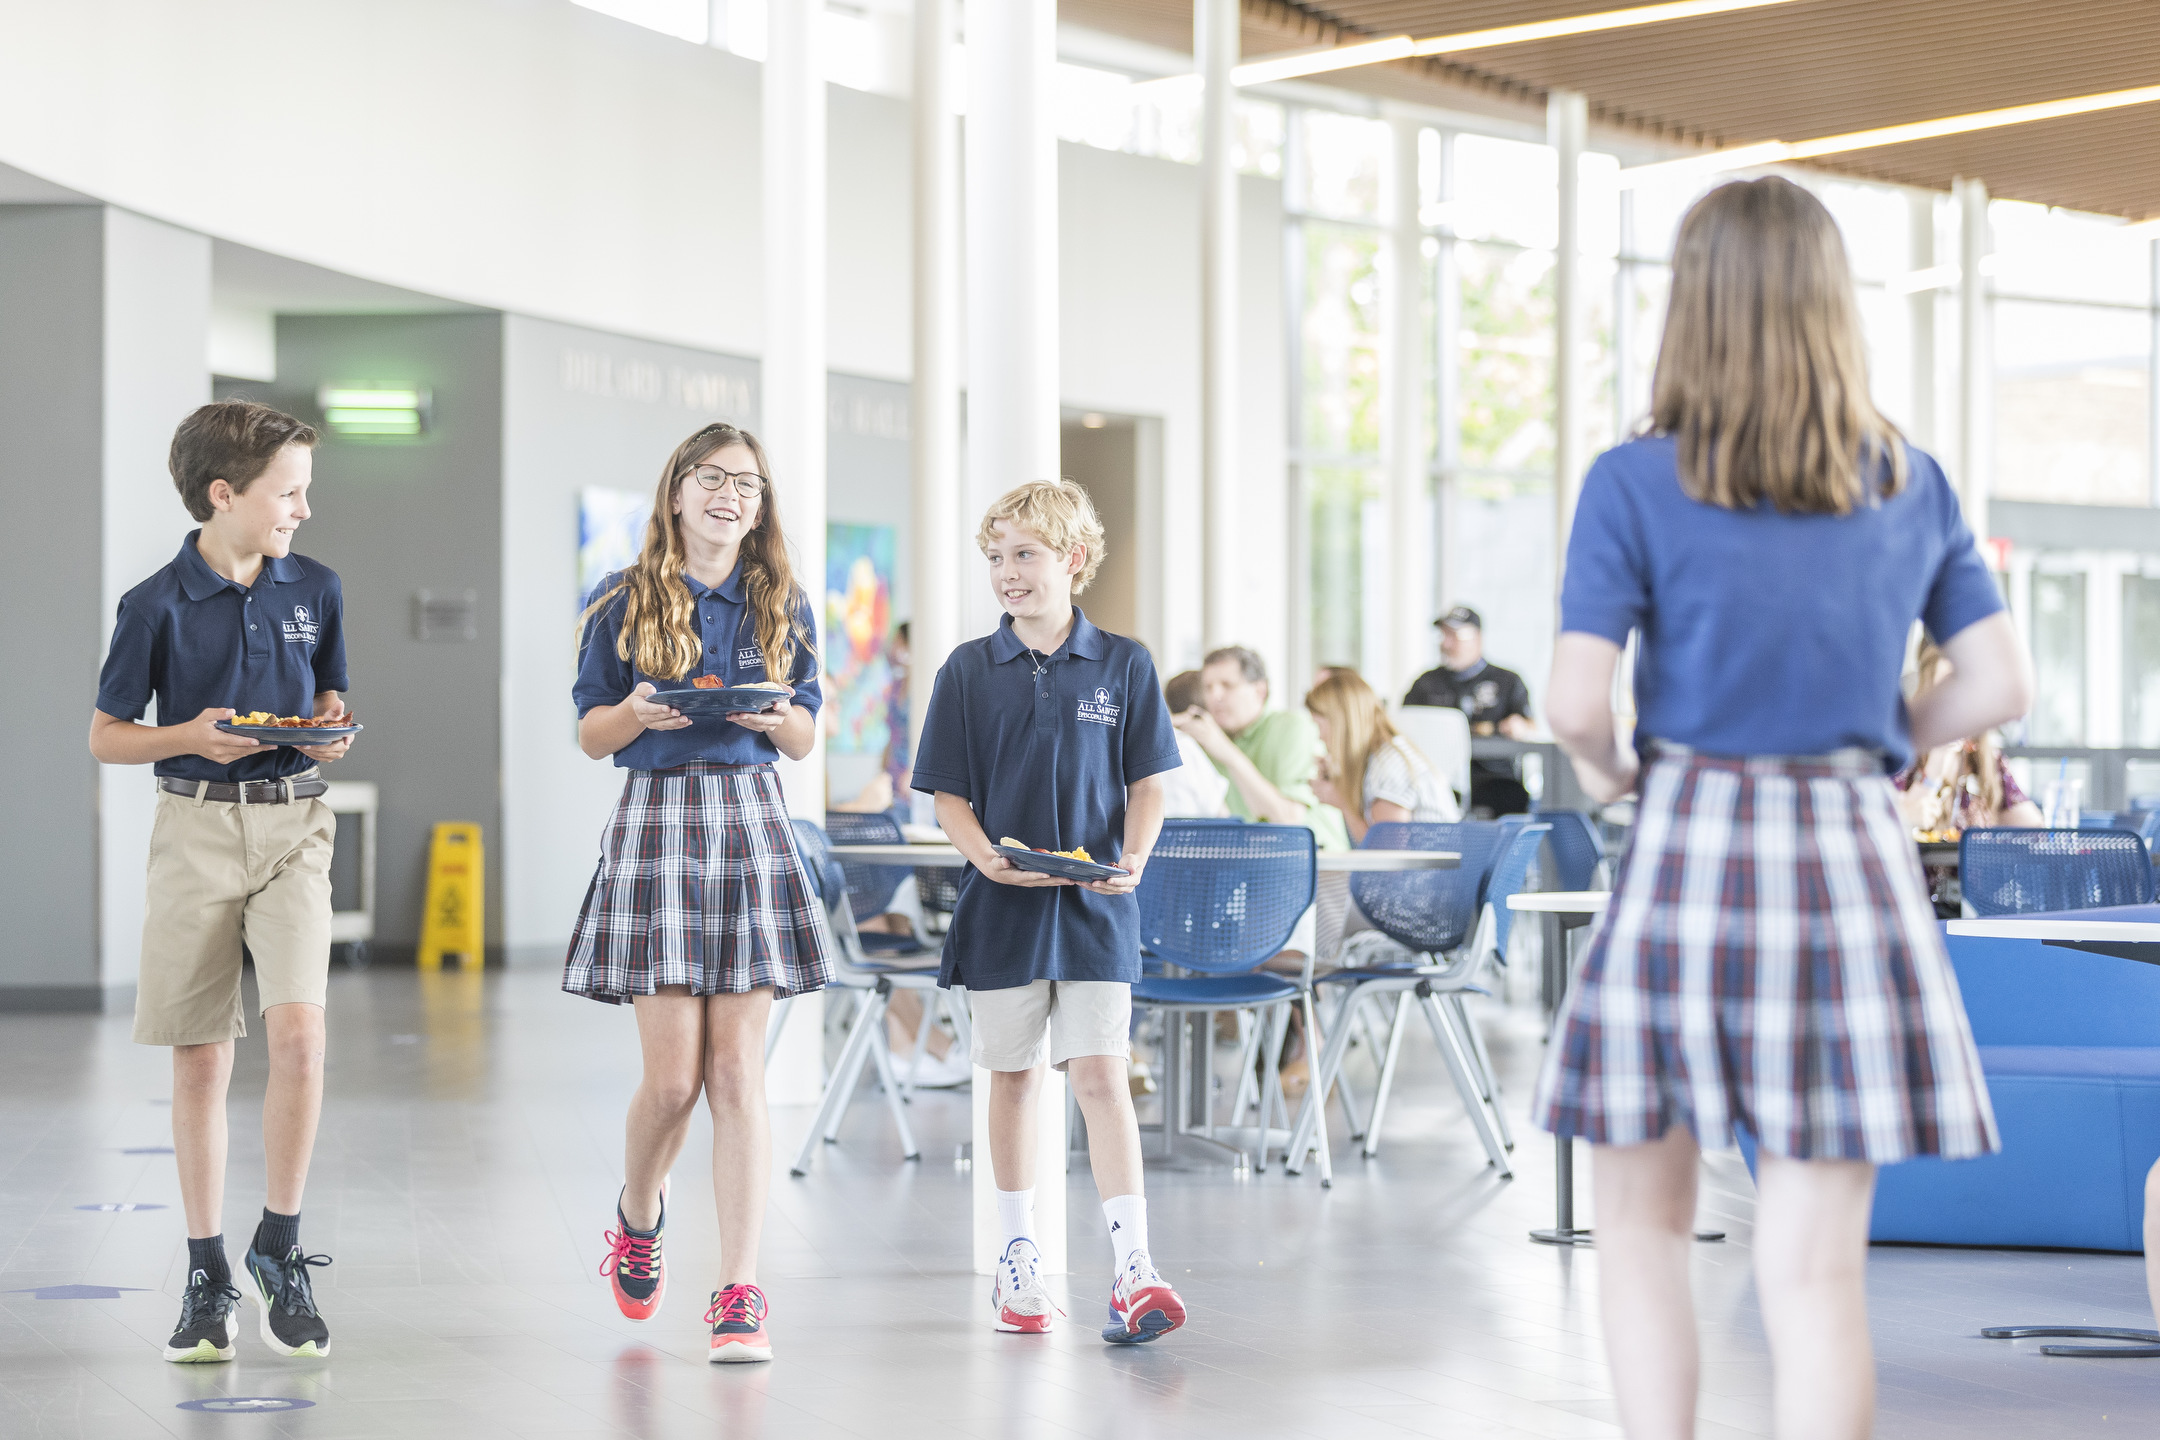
[993,837,1126,883]
[215,712,364,746]
[646,677,794,716]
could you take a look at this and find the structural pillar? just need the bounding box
[964,0,1068,1276]
[909,0,961,781]
[1954,176,1991,543]
[1906,191,1939,452]
[0,206,207,1012]
[764,0,827,818]
[1198,0,1239,650]
[1548,90,1588,598]
[1383,112,1430,701]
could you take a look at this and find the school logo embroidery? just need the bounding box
[1077,687,1121,727]
[735,645,766,674]
[280,604,321,645]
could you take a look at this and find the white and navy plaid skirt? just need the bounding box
[563,762,835,1005]
[1534,746,1999,1163]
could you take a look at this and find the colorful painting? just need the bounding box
[578,487,650,603]
[824,523,895,755]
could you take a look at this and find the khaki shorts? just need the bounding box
[968,979,1131,1073]
[134,785,336,1046]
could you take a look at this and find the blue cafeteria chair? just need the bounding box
[1959,828,2153,916]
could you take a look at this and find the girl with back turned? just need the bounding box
[1536,177,2032,1439]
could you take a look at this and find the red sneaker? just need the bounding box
[990,1238,1057,1334]
[706,1283,774,1363]
[599,1185,666,1321]
[1102,1250,1185,1344]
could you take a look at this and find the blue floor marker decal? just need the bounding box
[176,1398,316,1413]
[74,1203,167,1212]
[4,1285,150,1300]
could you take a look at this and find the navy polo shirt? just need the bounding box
[95,531,349,783]
[911,609,1181,991]
[573,567,822,769]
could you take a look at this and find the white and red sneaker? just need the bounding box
[599,1183,667,1321]
[991,1238,1057,1334]
[706,1283,774,1363]
[1102,1249,1184,1344]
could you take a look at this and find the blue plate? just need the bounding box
[993,844,1125,883]
[647,685,791,716]
[215,721,363,747]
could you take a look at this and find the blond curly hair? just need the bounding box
[976,480,1106,593]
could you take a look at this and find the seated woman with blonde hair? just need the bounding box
[1895,635,2043,832]
[1306,669,1460,839]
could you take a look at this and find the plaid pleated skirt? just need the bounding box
[1533,745,1999,1163]
[563,762,836,1005]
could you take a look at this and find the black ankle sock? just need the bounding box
[187,1235,229,1286]
[253,1208,299,1259]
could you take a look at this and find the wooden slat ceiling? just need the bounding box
[1062,0,2160,219]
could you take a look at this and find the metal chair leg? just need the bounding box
[1303,989,1333,1187]
[1983,1325,2160,1357]
[864,1020,921,1160]
[1256,1003,1287,1170]
[1284,986,1363,1175]
[1447,991,1514,1151]
[822,989,887,1141]
[1230,1011,1260,1122]
[1361,992,1414,1160]
[1419,990,1512,1177]
[791,987,879,1176]
[764,994,794,1065]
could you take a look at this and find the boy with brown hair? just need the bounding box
[89,400,356,1364]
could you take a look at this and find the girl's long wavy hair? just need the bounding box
[1650,176,1906,514]
[577,422,812,683]
[1305,669,1397,823]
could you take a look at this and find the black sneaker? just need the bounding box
[243,1245,332,1357]
[163,1268,241,1363]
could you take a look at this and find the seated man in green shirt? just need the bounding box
[1172,646,1350,852]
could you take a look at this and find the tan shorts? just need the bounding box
[968,979,1132,1073]
[134,785,336,1046]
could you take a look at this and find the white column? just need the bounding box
[1383,112,1429,702]
[964,0,1067,1277]
[1548,91,1588,598]
[1198,0,1238,650]
[1955,176,1991,544]
[2148,240,2159,510]
[1906,191,1939,450]
[910,0,961,779]
[765,0,826,818]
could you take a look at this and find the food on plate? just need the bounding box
[998,837,1094,862]
[1912,827,1963,844]
[742,680,791,691]
[690,674,725,689]
[230,711,354,728]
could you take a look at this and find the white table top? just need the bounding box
[1945,917,2160,941]
[828,843,1459,871]
[1506,890,1611,914]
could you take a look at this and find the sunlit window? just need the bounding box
[1995,301,2151,506]
[1294,111,1387,223]
[1051,67,1283,177]
[573,0,708,43]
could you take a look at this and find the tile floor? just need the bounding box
[3,964,2156,1438]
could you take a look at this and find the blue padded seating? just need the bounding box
[1532,808,1605,892]
[1866,915,2160,1251]
[1959,828,2153,916]
[822,810,933,957]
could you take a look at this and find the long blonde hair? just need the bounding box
[577,422,812,682]
[1650,176,1906,515]
[1305,670,1395,820]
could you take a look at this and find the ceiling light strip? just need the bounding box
[1618,84,2160,188]
[1228,0,1804,87]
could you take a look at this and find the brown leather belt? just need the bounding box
[158,773,328,805]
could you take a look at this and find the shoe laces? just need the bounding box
[600,1225,660,1282]
[706,1283,766,1329]
[998,1245,1063,1317]
[180,1270,241,1326]
[1119,1250,1163,1294]
[263,1251,331,1319]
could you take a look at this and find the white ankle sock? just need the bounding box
[996,1188,1035,1256]
[1102,1193,1148,1271]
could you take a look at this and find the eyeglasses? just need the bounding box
[685,465,767,499]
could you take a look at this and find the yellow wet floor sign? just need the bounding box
[418,822,484,971]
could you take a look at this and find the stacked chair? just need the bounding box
[1283,821,1538,1183]
[1533,808,1607,891]
[785,815,971,1176]
[1130,819,1317,1175]
[1959,827,2154,915]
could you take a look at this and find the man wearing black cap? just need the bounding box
[1404,606,1534,815]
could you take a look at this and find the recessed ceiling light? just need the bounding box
[318,387,430,437]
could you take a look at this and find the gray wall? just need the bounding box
[228,314,505,962]
[0,207,103,1002]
